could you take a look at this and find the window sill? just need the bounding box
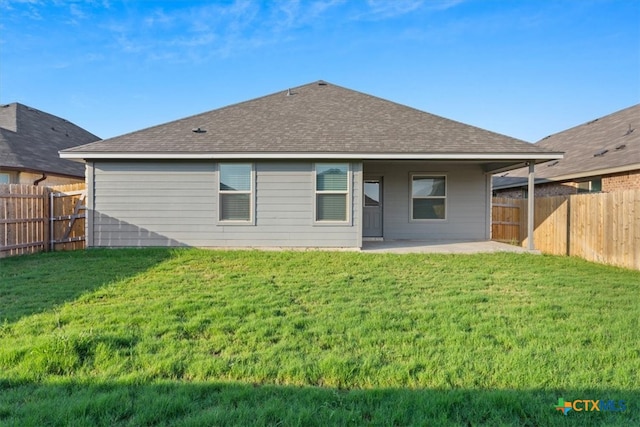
[218,220,254,226]
[313,221,352,226]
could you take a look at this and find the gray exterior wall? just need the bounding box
[88,160,362,248]
[363,161,490,240]
[87,159,490,248]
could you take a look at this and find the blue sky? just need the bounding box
[1,0,638,143]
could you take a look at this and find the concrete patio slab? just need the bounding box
[361,240,534,254]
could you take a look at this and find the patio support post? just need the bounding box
[527,161,535,250]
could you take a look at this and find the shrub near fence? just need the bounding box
[0,183,86,258]
[492,189,640,270]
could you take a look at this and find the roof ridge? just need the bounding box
[90,80,326,145]
[313,80,538,146]
[0,102,100,139]
[61,80,559,158]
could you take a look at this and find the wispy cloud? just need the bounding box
[357,0,465,20]
[1,0,465,66]
[427,0,466,11]
[0,0,41,6]
[143,8,174,28]
[365,0,425,18]
[69,3,86,19]
[0,0,44,19]
[310,0,345,16]
[99,0,342,62]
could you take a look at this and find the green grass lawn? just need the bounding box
[1,249,638,426]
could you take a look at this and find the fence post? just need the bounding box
[527,162,535,250]
[565,195,571,256]
[43,187,50,252]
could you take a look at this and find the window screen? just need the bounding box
[219,163,252,221]
[316,164,349,222]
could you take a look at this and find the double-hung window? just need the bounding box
[411,174,446,220]
[219,163,253,222]
[315,163,349,223]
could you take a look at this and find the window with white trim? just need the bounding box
[315,163,349,222]
[411,174,446,220]
[219,163,253,222]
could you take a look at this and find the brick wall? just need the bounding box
[493,188,525,198]
[533,182,577,197]
[602,169,640,192]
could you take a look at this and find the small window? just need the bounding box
[219,163,253,222]
[0,173,9,184]
[316,163,349,222]
[577,178,602,194]
[411,175,446,220]
[364,180,381,207]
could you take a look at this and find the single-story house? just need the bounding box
[0,103,101,186]
[493,104,639,198]
[60,81,562,249]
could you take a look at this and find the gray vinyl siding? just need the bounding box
[89,161,361,248]
[363,161,489,240]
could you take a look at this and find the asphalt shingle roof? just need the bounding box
[494,104,640,188]
[63,81,552,156]
[0,103,100,177]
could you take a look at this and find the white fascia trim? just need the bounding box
[60,151,564,161]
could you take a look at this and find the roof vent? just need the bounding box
[286,88,295,96]
[615,143,626,150]
[625,124,635,136]
[192,127,206,133]
[547,160,559,167]
[587,118,599,125]
[318,81,327,86]
[593,148,608,157]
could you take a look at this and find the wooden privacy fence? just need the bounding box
[491,199,521,244]
[0,184,47,257]
[492,190,640,270]
[50,183,86,252]
[0,183,86,258]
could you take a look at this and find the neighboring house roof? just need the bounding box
[494,104,640,189]
[61,81,561,170]
[0,103,101,178]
